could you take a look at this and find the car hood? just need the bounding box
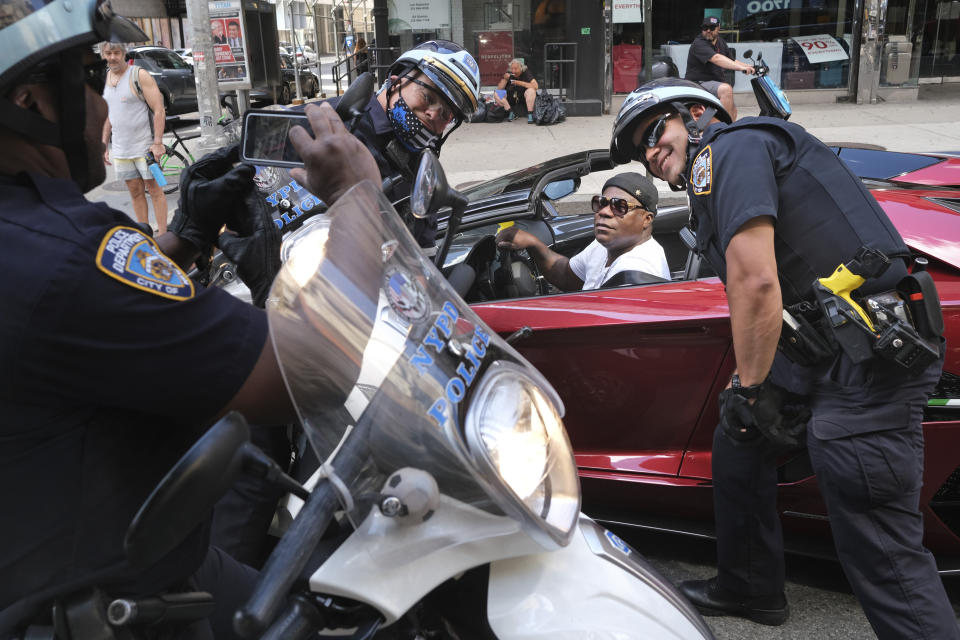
[870,184,960,270]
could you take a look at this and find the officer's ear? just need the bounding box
[689,103,707,119]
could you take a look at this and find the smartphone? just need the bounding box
[240,109,313,168]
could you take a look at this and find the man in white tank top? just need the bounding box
[100,42,168,233]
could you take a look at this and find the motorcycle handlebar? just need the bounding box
[233,478,340,638]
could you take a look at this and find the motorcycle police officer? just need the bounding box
[0,0,380,635]
[609,78,958,638]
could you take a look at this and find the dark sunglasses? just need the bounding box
[641,113,672,148]
[591,195,646,217]
[703,24,719,30]
[84,60,108,93]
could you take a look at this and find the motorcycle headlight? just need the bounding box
[465,362,580,548]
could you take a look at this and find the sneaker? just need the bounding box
[507,112,516,122]
[678,577,789,626]
[527,114,535,124]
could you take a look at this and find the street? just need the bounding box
[612,526,960,639]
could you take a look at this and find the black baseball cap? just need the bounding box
[603,172,658,214]
[702,16,720,28]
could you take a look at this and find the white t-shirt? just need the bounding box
[102,66,154,160]
[569,238,671,290]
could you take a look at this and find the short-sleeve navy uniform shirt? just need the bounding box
[0,173,267,626]
[686,117,910,305]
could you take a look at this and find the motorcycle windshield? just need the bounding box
[266,181,580,547]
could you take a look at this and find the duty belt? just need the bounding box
[778,247,943,376]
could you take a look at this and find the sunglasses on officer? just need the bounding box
[641,112,674,148]
[591,195,647,217]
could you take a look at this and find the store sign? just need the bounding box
[743,0,801,14]
[388,0,450,31]
[612,0,643,23]
[477,30,513,86]
[791,34,849,64]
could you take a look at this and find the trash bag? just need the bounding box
[470,99,488,123]
[485,103,508,123]
[533,89,565,125]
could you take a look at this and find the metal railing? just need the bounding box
[331,45,396,93]
[544,42,577,102]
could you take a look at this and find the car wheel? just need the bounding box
[279,84,291,105]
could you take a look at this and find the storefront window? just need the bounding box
[386,0,452,55]
[919,0,960,78]
[651,0,856,93]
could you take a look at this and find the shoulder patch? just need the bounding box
[691,145,713,196]
[96,226,195,300]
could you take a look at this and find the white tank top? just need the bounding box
[102,65,155,159]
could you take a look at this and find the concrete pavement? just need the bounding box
[86,83,960,226]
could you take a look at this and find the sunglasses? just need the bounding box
[641,113,672,148]
[591,195,646,217]
[404,75,455,123]
[703,24,719,30]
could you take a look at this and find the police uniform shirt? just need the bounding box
[0,173,267,623]
[685,34,733,84]
[686,117,910,306]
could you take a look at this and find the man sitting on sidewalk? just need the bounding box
[494,59,539,123]
[495,172,670,290]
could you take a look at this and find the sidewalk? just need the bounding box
[86,83,960,224]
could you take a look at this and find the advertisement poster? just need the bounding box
[388,0,450,32]
[477,30,514,86]
[209,0,250,89]
[791,34,849,64]
[612,0,643,23]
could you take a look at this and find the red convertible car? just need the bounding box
[437,146,960,573]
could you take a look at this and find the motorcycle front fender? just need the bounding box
[487,515,715,640]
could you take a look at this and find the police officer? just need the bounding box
[609,78,958,638]
[0,0,380,635]
[331,40,480,252]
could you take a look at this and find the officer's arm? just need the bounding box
[724,216,781,386]
[216,330,297,424]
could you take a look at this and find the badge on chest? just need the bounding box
[96,226,195,300]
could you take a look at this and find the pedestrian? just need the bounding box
[493,58,538,123]
[101,41,168,234]
[609,77,958,639]
[355,36,369,73]
[0,0,380,636]
[684,16,754,120]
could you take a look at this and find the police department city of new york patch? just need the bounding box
[95,226,195,300]
[691,145,713,196]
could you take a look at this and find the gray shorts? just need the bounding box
[698,80,727,97]
[114,156,152,182]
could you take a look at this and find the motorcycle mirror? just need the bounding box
[411,150,442,220]
[756,51,764,62]
[743,49,754,59]
[124,412,251,568]
[335,71,376,128]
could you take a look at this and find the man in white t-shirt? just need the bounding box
[495,172,670,291]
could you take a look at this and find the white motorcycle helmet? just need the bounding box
[609,78,731,166]
[0,0,147,188]
[389,40,481,122]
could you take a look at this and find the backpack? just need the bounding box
[485,103,507,123]
[469,99,487,123]
[127,64,157,138]
[533,89,565,125]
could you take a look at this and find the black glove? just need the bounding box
[217,185,281,308]
[719,381,811,449]
[170,144,255,255]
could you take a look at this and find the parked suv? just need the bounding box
[126,46,197,115]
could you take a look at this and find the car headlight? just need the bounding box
[465,361,580,548]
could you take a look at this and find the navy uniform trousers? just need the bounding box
[713,349,960,639]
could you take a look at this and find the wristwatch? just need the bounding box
[730,374,762,399]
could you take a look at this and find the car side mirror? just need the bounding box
[543,178,576,201]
